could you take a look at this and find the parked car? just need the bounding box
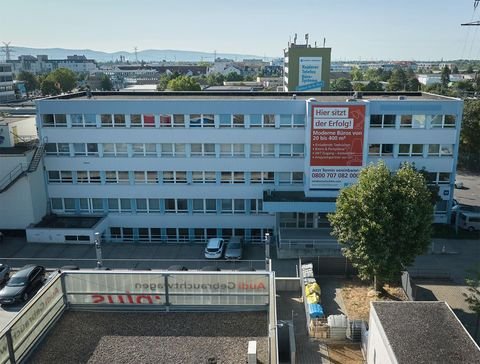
[0,264,10,286]
[204,238,225,259]
[454,180,464,189]
[0,265,45,305]
[225,236,244,260]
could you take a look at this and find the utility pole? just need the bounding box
[134,46,138,63]
[1,42,15,61]
[461,1,480,26]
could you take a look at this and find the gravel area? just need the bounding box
[28,311,268,364]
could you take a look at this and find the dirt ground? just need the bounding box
[341,280,407,321]
[326,343,365,364]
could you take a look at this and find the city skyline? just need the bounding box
[1,0,479,61]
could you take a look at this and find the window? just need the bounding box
[221,199,233,213]
[428,144,440,156]
[161,144,174,157]
[278,172,290,184]
[233,114,244,128]
[51,198,63,210]
[293,172,303,184]
[105,171,117,183]
[204,144,215,156]
[444,115,456,128]
[130,114,142,127]
[148,199,160,212]
[46,143,70,156]
[61,171,73,183]
[159,114,172,127]
[293,114,305,127]
[438,172,450,184]
[368,144,392,156]
[203,114,215,127]
[54,114,67,127]
[219,114,231,127]
[92,198,103,212]
[64,198,75,212]
[280,114,292,127]
[74,143,86,156]
[116,144,128,156]
[48,171,60,183]
[400,115,412,127]
[163,171,174,183]
[101,114,113,127]
[136,199,147,213]
[440,144,453,156]
[221,172,233,184]
[370,115,382,127]
[146,171,158,183]
[173,114,185,127]
[205,199,216,213]
[193,199,204,213]
[398,144,410,156]
[234,172,245,183]
[42,114,54,127]
[165,199,176,212]
[71,114,83,127]
[135,171,147,184]
[177,199,188,212]
[143,114,155,127]
[118,171,129,183]
[176,171,187,183]
[412,115,426,129]
[234,199,245,213]
[250,114,262,127]
[189,114,201,127]
[85,114,96,126]
[114,114,126,127]
[192,171,204,183]
[120,199,132,212]
[263,114,275,127]
[430,115,443,128]
[106,199,118,213]
[368,144,380,156]
[90,171,101,183]
[87,143,98,156]
[411,144,424,156]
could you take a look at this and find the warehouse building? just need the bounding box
[32,91,462,249]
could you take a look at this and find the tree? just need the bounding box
[225,72,243,82]
[167,76,201,91]
[47,68,77,92]
[458,100,480,171]
[387,68,407,91]
[157,72,179,91]
[206,72,225,86]
[363,80,384,91]
[16,71,39,95]
[351,68,364,81]
[463,266,480,342]
[452,65,459,74]
[332,78,353,91]
[328,161,433,291]
[40,78,60,96]
[406,77,421,91]
[467,65,474,74]
[100,74,113,91]
[441,65,451,89]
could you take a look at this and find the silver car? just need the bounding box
[225,236,243,260]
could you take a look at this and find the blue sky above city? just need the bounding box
[2,0,480,60]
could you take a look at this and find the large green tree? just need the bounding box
[47,68,77,92]
[463,266,480,342]
[16,71,39,95]
[167,75,201,91]
[40,78,60,96]
[328,161,433,291]
[387,68,407,91]
[459,100,480,171]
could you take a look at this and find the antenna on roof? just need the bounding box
[305,33,309,46]
[294,33,297,44]
[323,38,326,47]
[134,46,138,63]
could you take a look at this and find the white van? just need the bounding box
[459,212,480,231]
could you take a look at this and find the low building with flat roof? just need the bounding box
[367,301,480,364]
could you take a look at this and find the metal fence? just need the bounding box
[401,271,416,301]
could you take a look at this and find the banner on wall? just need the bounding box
[309,104,366,189]
[297,57,323,91]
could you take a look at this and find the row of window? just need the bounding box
[45,143,305,158]
[42,113,306,128]
[47,170,304,185]
[108,227,273,243]
[51,198,267,214]
[368,144,454,157]
[370,114,456,129]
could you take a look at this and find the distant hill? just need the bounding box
[8,46,273,63]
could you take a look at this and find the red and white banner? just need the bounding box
[310,104,366,189]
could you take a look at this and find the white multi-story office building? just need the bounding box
[35,91,462,247]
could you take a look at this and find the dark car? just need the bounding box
[0,264,10,286]
[0,265,45,305]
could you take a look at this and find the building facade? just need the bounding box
[35,91,462,245]
[8,55,98,76]
[0,63,15,102]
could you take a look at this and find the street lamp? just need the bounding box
[265,232,271,259]
[94,232,103,268]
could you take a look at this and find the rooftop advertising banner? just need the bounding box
[298,57,323,91]
[309,104,366,189]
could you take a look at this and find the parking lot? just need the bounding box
[454,171,480,208]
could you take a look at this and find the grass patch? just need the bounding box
[432,224,480,239]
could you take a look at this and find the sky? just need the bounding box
[2,0,480,61]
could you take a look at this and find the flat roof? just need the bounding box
[29,311,268,363]
[372,301,480,363]
[34,215,103,229]
[39,90,457,102]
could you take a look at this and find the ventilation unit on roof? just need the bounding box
[398,96,406,100]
